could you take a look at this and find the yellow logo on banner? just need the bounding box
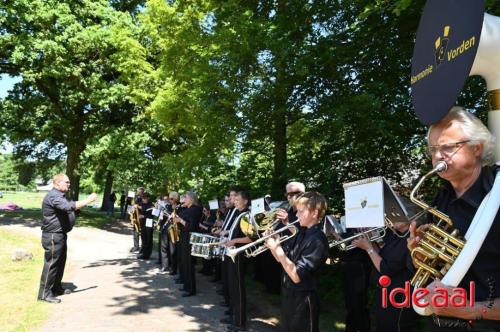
[411,25,476,85]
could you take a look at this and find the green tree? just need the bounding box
[0,0,150,199]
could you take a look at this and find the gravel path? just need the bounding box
[1,217,278,332]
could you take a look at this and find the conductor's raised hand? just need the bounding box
[88,193,98,203]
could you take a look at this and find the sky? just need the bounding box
[0,74,21,153]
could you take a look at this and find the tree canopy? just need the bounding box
[1,0,496,209]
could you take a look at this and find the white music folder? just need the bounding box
[344,177,408,228]
[250,197,266,217]
[209,199,219,210]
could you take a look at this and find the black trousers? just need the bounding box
[176,239,184,281]
[181,232,196,294]
[159,226,171,270]
[38,232,67,299]
[132,226,140,250]
[281,288,319,332]
[426,317,500,332]
[214,258,222,281]
[342,260,372,332]
[228,255,246,327]
[139,224,153,258]
[222,258,231,305]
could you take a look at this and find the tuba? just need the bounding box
[410,1,500,316]
[409,161,465,289]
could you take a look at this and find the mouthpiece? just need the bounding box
[434,161,448,173]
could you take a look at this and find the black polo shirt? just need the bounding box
[178,205,202,233]
[41,189,76,233]
[283,223,328,291]
[430,166,500,301]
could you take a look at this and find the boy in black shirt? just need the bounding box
[266,191,329,332]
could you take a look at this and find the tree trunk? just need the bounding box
[271,103,287,199]
[66,144,83,201]
[101,170,113,212]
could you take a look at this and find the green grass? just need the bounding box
[0,191,106,210]
[0,191,116,229]
[0,228,51,332]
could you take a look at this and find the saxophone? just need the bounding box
[168,208,180,244]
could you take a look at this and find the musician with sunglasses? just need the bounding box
[408,107,500,330]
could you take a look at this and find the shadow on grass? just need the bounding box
[82,255,278,332]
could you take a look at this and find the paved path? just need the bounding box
[1,217,278,332]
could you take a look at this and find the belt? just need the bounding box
[433,315,500,331]
[432,315,471,330]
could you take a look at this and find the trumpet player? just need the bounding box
[221,188,252,332]
[218,189,240,308]
[275,181,306,225]
[407,107,500,330]
[266,191,329,332]
[173,191,203,297]
[352,221,418,331]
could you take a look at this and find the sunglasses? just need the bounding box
[285,191,301,198]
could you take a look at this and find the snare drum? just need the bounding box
[190,234,220,259]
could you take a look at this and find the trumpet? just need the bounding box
[328,226,387,251]
[224,219,299,262]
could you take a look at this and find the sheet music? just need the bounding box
[209,200,219,210]
[344,177,409,228]
[250,197,265,216]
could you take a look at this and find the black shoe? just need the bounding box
[168,270,177,276]
[40,296,61,304]
[52,288,71,296]
[219,301,229,307]
[181,292,195,297]
[220,317,232,324]
[130,247,139,253]
[160,267,168,272]
[137,255,150,260]
[178,287,187,292]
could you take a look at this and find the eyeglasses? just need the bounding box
[285,191,302,198]
[427,140,470,156]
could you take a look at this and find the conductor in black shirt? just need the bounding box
[266,192,329,332]
[37,173,97,303]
